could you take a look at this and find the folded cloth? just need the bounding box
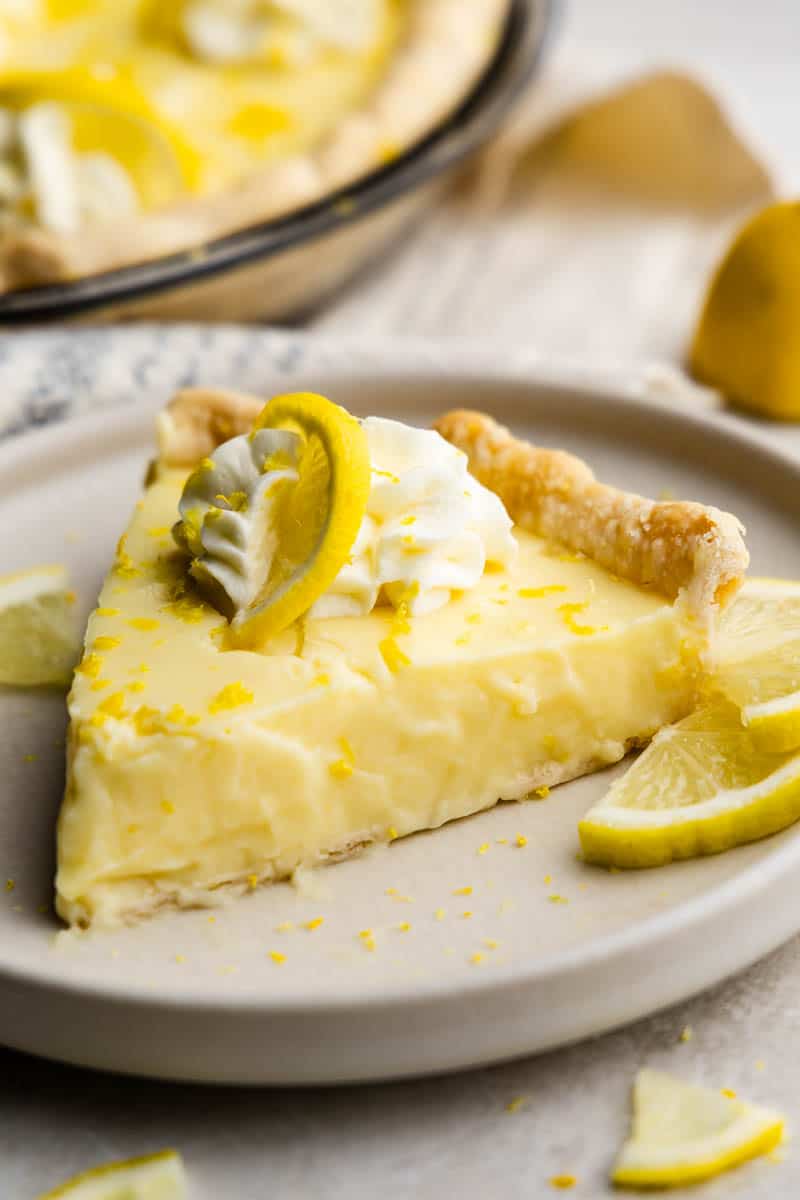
[314,54,776,368]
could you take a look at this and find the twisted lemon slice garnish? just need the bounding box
[175,392,371,647]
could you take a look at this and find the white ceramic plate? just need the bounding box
[2,360,800,1086]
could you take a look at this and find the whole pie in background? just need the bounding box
[0,0,510,291]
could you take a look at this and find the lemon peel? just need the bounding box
[612,1069,784,1189]
[38,1148,186,1199]
[0,564,79,687]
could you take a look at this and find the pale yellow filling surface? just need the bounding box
[0,0,405,195]
[57,468,702,926]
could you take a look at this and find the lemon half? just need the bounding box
[0,564,79,687]
[230,392,371,647]
[613,1069,784,1189]
[39,1149,186,1199]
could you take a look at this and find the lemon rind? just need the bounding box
[40,1148,185,1199]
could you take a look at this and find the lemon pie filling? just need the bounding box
[57,457,702,927]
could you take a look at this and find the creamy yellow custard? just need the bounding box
[0,0,405,196]
[57,467,702,927]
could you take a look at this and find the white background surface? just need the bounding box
[6,2,800,1196]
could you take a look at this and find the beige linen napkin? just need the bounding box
[314,55,776,369]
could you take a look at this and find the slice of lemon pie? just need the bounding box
[56,391,748,927]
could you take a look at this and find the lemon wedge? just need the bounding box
[0,564,79,687]
[578,702,800,868]
[612,1069,784,1189]
[690,200,800,420]
[230,392,371,646]
[39,1149,186,1199]
[710,578,800,752]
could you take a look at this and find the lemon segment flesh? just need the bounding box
[711,578,800,753]
[578,703,800,868]
[613,1069,784,1189]
[39,1149,186,1199]
[230,392,371,647]
[690,201,800,420]
[0,564,79,687]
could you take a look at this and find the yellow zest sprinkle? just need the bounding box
[506,1095,528,1114]
[548,894,568,905]
[455,634,471,647]
[90,679,111,691]
[469,952,484,965]
[312,673,330,688]
[127,824,140,835]
[5,879,14,892]
[214,490,248,513]
[127,681,146,694]
[269,950,286,965]
[174,954,186,965]
[114,535,141,579]
[305,917,324,931]
[533,786,550,800]
[388,826,399,841]
[496,838,508,845]
[516,834,528,848]
[373,468,399,483]
[199,457,215,472]
[329,736,356,780]
[453,886,473,896]
[97,692,127,719]
[434,908,445,921]
[398,922,411,933]
[549,1176,577,1190]
[127,617,160,632]
[275,921,293,933]
[462,911,473,919]
[377,138,401,164]
[558,601,608,637]
[166,704,201,727]
[64,589,76,605]
[164,596,207,623]
[207,916,216,925]
[400,515,416,526]
[721,1088,737,1099]
[385,887,397,896]
[359,929,374,940]
[161,800,175,815]
[379,636,411,674]
[679,1026,693,1043]
[209,682,254,714]
[466,613,482,625]
[477,842,490,856]
[359,929,377,952]
[518,585,567,599]
[94,636,120,651]
[146,526,170,538]
[136,663,150,674]
[247,874,259,891]
[23,753,36,763]
[96,607,119,617]
[544,874,552,884]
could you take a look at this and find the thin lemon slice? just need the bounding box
[710,578,800,752]
[0,564,79,687]
[578,702,800,868]
[689,200,800,420]
[613,1069,784,1189]
[40,1149,186,1199]
[230,392,371,647]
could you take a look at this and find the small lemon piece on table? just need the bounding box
[690,200,800,419]
[39,1148,186,1199]
[613,1069,784,1189]
[0,564,79,687]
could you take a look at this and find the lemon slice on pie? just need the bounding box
[0,564,79,687]
[612,1069,784,1189]
[579,702,800,868]
[710,577,800,752]
[175,391,371,647]
[40,1149,186,1199]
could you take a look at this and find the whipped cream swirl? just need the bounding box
[176,416,517,621]
[184,0,379,65]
